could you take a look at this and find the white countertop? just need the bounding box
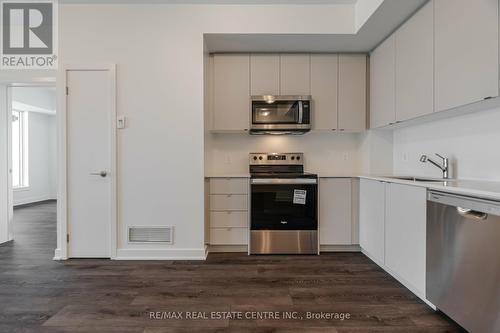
[359,175,500,202]
[205,173,500,201]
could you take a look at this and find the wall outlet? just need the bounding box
[402,153,408,162]
[343,153,349,161]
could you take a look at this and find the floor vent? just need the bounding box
[128,226,173,244]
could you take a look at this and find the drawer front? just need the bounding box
[210,194,248,211]
[210,178,248,194]
[210,211,248,228]
[210,227,248,245]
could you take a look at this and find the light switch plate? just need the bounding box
[117,116,126,129]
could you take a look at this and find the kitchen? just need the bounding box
[0,0,499,331]
[203,1,500,331]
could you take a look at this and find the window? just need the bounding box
[12,110,29,189]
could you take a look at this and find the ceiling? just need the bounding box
[60,0,357,3]
[205,0,428,53]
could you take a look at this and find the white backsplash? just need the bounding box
[205,131,393,176]
[393,106,500,181]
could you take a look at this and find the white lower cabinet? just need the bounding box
[385,183,427,296]
[359,179,428,300]
[208,178,249,246]
[319,178,353,245]
[210,228,247,245]
[359,179,386,264]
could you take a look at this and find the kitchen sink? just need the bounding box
[386,176,449,183]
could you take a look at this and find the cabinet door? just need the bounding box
[338,54,366,132]
[359,179,385,264]
[213,54,250,131]
[435,0,499,111]
[395,1,434,122]
[319,178,352,245]
[310,54,338,130]
[370,35,395,128]
[385,183,426,295]
[280,54,311,95]
[250,54,280,96]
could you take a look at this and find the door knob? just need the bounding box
[90,171,107,177]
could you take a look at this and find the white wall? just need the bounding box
[11,87,57,206]
[59,3,360,259]
[0,85,10,243]
[206,132,366,176]
[393,107,500,181]
[12,86,56,114]
[13,112,57,206]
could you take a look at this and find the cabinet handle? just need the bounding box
[484,96,493,100]
[226,211,232,214]
[227,194,232,198]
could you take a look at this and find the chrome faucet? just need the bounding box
[420,153,449,179]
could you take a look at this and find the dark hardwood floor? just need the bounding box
[0,202,465,333]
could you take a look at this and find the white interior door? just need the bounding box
[67,69,115,258]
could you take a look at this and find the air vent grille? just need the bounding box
[128,226,173,244]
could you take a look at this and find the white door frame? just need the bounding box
[57,64,117,260]
[1,80,56,245]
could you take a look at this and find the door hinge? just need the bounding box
[65,87,69,95]
[66,234,70,243]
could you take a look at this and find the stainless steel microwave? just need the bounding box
[250,95,312,135]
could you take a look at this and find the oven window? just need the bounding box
[251,184,317,230]
[252,101,299,124]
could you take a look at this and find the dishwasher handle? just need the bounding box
[457,207,488,221]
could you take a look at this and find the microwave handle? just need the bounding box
[298,101,303,124]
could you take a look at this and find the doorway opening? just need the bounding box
[8,85,57,250]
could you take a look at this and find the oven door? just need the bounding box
[250,178,317,230]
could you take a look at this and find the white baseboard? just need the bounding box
[53,248,65,260]
[115,247,207,260]
[14,194,56,207]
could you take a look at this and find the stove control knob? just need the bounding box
[259,156,263,160]
[291,156,295,160]
[253,156,257,161]
[296,156,301,161]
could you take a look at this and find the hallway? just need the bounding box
[0,202,464,332]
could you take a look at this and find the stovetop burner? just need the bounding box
[249,153,316,179]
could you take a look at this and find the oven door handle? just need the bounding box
[251,178,317,185]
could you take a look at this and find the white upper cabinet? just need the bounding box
[250,54,280,96]
[434,0,499,112]
[359,179,386,265]
[338,54,367,131]
[319,178,352,245]
[370,35,396,128]
[280,54,311,95]
[395,1,434,122]
[385,183,427,296]
[212,54,250,131]
[310,54,339,130]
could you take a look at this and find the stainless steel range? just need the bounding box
[249,153,318,255]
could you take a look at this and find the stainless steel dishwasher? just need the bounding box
[427,191,500,333]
